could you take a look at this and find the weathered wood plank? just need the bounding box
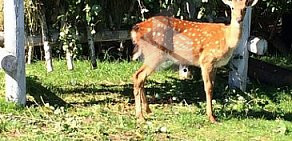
[0,30,130,47]
[94,30,130,42]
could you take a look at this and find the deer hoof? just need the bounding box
[209,115,217,123]
[145,107,152,114]
[136,113,145,121]
[137,116,146,123]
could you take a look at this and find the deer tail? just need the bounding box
[131,25,142,60]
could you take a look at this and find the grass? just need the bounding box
[254,55,292,70]
[0,60,292,140]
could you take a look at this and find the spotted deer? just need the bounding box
[131,0,258,123]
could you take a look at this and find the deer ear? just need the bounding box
[246,0,258,7]
[222,0,232,7]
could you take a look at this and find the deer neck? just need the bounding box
[226,18,243,49]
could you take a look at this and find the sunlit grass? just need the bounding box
[0,60,291,140]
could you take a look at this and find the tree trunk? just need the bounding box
[40,6,53,72]
[3,0,26,105]
[66,49,74,70]
[27,44,33,64]
[86,26,97,69]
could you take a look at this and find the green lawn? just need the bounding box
[0,60,291,140]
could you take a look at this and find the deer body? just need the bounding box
[132,17,236,67]
[132,0,258,123]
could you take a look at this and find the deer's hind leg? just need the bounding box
[133,55,164,121]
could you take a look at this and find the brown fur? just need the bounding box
[131,0,258,123]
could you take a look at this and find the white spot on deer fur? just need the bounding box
[147,28,151,32]
[192,33,196,36]
[157,32,161,36]
[152,32,156,36]
[184,29,188,33]
[215,41,219,44]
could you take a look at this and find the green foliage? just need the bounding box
[252,0,292,40]
[84,0,102,36]
[57,0,81,55]
[261,0,292,13]
[24,0,42,34]
[59,23,79,56]
[138,0,225,21]
[84,2,102,25]
[56,0,103,57]
[21,0,292,60]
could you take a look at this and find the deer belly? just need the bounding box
[167,48,199,66]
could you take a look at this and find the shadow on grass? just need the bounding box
[68,97,120,106]
[26,75,120,107]
[222,110,292,122]
[58,76,206,105]
[25,71,292,122]
[92,76,292,122]
[26,76,69,107]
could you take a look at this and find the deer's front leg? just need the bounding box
[201,64,217,123]
[133,64,154,121]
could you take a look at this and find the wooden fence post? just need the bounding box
[228,7,252,91]
[2,0,26,105]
